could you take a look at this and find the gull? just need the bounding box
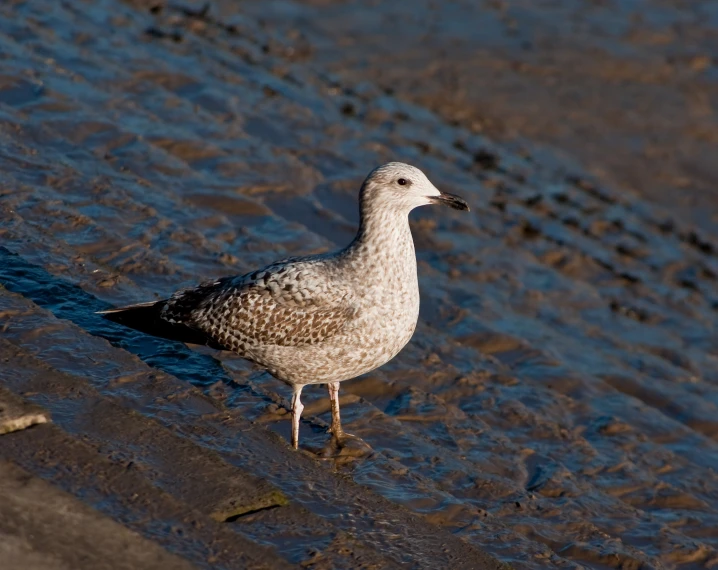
[100,163,469,449]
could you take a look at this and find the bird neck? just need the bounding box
[342,207,416,272]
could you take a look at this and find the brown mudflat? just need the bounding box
[0,458,198,570]
[1,1,718,569]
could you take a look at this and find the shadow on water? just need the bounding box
[0,246,236,391]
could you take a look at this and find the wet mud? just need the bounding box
[253,0,718,231]
[1,0,718,568]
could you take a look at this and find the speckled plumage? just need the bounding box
[101,162,469,448]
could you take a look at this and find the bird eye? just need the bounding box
[397,178,408,186]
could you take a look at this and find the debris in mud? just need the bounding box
[0,387,50,435]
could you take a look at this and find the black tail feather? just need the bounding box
[99,301,220,348]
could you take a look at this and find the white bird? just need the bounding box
[100,163,469,449]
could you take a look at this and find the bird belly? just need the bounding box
[250,292,419,385]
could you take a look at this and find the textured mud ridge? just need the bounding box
[249,0,718,231]
[1,1,718,569]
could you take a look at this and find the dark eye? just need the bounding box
[397,178,408,186]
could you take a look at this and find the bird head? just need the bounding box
[360,162,469,215]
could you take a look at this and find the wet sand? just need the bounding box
[1,0,718,568]
[253,0,718,231]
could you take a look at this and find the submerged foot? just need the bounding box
[317,429,373,461]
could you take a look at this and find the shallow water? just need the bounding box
[2,0,718,568]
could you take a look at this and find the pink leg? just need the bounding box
[328,382,344,438]
[291,385,304,449]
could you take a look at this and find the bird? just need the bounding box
[100,162,469,449]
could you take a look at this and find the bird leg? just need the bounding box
[291,385,304,450]
[328,381,344,438]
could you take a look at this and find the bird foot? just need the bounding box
[317,430,372,460]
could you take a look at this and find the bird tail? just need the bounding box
[98,300,216,347]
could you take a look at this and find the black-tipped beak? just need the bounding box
[430,192,470,211]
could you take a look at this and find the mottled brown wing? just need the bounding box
[211,288,357,348]
[165,261,359,350]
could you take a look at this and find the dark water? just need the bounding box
[2,0,718,568]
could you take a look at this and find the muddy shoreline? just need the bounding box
[1,0,718,568]
[251,0,718,231]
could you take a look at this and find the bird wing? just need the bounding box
[161,258,359,349]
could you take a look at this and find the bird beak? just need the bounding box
[429,191,470,211]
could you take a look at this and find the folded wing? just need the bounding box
[163,259,359,350]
